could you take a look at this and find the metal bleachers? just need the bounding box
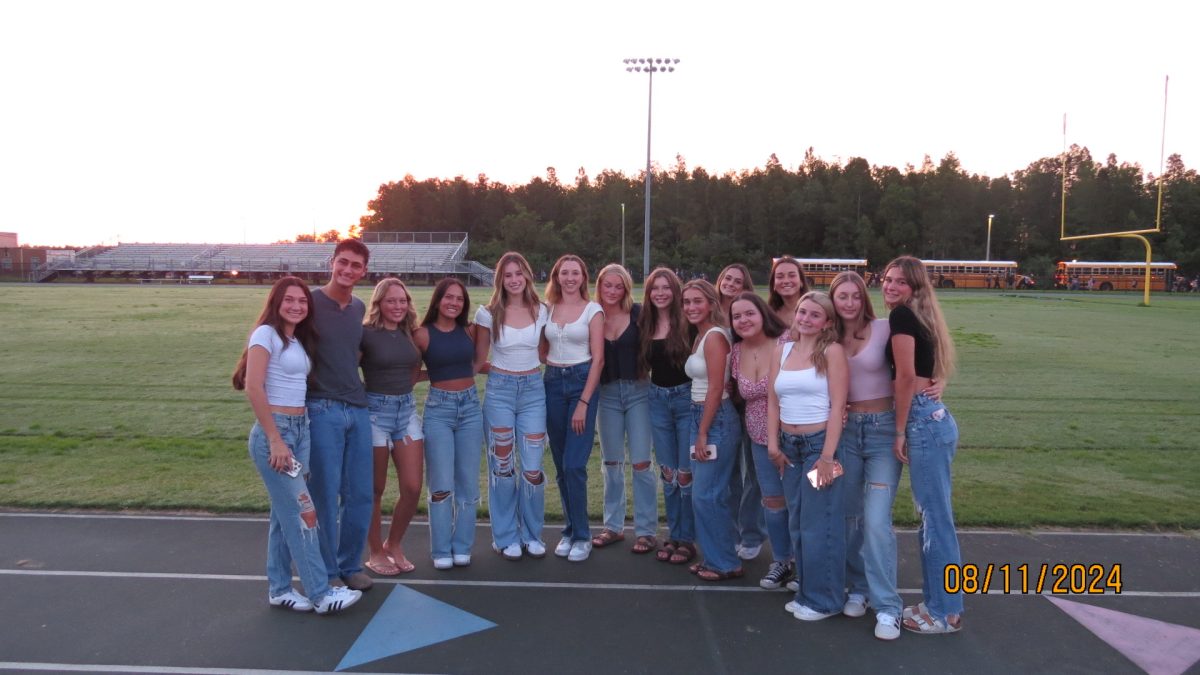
[40,234,493,285]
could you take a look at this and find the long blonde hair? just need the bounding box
[794,291,840,377]
[828,271,875,341]
[364,277,417,334]
[545,254,590,304]
[883,256,956,381]
[485,251,542,342]
[595,263,634,313]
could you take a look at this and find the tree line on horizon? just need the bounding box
[347,147,1200,282]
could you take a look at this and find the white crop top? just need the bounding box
[775,341,830,425]
[475,303,548,372]
[685,327,731,403]
[248,324,310,407]
[545,301,604,366]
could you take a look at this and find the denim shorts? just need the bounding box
[367,391,423,447]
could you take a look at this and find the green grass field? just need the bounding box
[1,283,1197,528]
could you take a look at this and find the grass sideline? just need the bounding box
[1,283,1198,529]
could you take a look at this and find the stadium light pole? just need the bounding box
[624,57,678,280]
[620,202,626,269]
[985,213,995,261]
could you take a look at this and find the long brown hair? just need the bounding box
[829,271,875,341]
[717,263,755,305]
[883,256,956,380]
[768,256,810,312]
[544,254,590,304]
[729,291,787,343]
[794,291,839,377]
[485,251,542,342]
[638,267,692,377]
[364,277,417,334]
[231,276,316,390]
[422,277,471,328]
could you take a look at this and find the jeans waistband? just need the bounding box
[366,391,415,403]
[780,428,825,443]
[846,410,895,424]
[546,361,591,375]
[269,411,308,423]
[428,386,479,402]
[487,370,542,384]
[650,381,691,396]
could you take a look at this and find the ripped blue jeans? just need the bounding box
[905,394,963,622]
[484,371,548,549]
[249,413,332,603]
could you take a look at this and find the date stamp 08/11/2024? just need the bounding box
[944,563,1123,595]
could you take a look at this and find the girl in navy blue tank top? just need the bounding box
[413,278,484,570]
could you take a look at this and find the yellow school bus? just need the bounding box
[791,258,869,287]
[921,260,1021,289]
[1055,261,1177,291]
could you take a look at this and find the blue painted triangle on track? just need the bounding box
[336,584,497,671]
[1047,596,1200,675]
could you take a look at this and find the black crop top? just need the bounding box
[648,337,691,388]
[885,305,935,379]
[601,304,642,384]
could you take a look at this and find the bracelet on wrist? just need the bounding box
[579,399,590,406]
[819,456,836,464]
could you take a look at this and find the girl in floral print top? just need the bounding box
[728,291,795,590]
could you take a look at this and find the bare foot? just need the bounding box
[382,544,416,573]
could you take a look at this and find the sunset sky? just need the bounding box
[2,0,1195,247]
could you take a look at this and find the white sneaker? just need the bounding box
[453,554,473,566]
[268,589,312,612]
[554,537,573,558]
[792,603,839,622]
[314,586,361,615]
[785,579,799,593]
[843,593,869,618]
[736,543,763,560]
[875,612,901,641]
[493,543,522,561]
[525,541,547,558]
[432,557,454,570]
[567,540,593,562]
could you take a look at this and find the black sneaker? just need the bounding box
[759,560,794,590]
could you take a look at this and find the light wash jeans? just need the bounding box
[649,382,694,544]
[597,379,657,538]
[690,399,743,573]
[484,371,547,549]
[367,392,418,447]
[422,387,483,560]
[305,397,373,581]
[905,394,963,622]
[840,410,903,617]
[749,441,791,563]
[249,413,332,603]
[730,431,766,549]
[544,362,599,543]
[780,429,846,615]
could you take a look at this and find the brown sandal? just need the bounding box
[697,567,744,582]
[656,541,677,562]
[631,536,657,555]
[591,529,625,548]
[669,543,697,565]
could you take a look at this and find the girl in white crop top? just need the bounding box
[541,254,605,560]
[766,292,848,487]
[476,252,553,559]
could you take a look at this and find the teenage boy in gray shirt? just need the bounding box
[306,239,374,592]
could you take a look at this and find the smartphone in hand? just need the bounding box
[689,444,718,460]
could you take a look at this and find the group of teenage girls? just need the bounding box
[235,242,964,639]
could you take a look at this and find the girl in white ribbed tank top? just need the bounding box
[766,291,849,622]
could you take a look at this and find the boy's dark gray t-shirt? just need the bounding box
[307,287,367,407]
